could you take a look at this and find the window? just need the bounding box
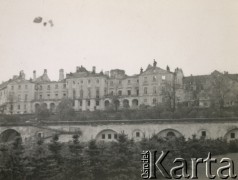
[47,85,50,90]
[88,79,91,84]
[63,93,66,97]
[79,100,82,106]
[153,76,157,82]
[202,131,206,137]
[73,81,75,85]
[110,81,113,86]
[127,90,131,96]
[153,87,157,94]
[38,132,43,138]
[128,80,131,84]
[144,87,147,95]
[108,134,112,139]
[118,90,122,96]
[47,94,50,98]
[162,75,166,80]
[39,85,42,90]
[144,99,147,103]
[18,104,20,110]
[137,79,139,83]
[111,91,114,96]
[39,95,42,99]
[102,134,105,139]
[136,89,139,96]
[87,100,90,106]
[24,104,27,109]
[119,80,122,85]
[231,133,235,139]
[73,90,76,99]
[55,84,58,89]
[114,134,117,139]
[24,94,28,101]
[96,79,99,83]
[96,100,100,106]
[80,89,83,98]
[11,86,14,90]
[81,80,83,84]
[25,85,28,89]
[55,94,58,98]
[153,98,157,104]
[63,84,66,88]
[88,88,91,98]
[136,132,140,137]
[96,88,100,98]
[144,77,147,82]
[18,95,21,101]
[18,85,21,90]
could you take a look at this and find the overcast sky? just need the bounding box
[0,0,237,82]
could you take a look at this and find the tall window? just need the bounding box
[47,85,50,90]
[153,87,157,94]
[87,100,90,106]
[153,98,157,104]
[153,76,157,82]
[144,87,147,95]
[25,94,28,101]
[80,89,83,98]
[118,90,122,96]
[25,85,28,89]
[96,88,100,98]
[88,88,91,98]
[127,90,131,96]
[144,77,147,82]
[18,85,21,90]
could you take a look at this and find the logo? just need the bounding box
[141,151,237,179]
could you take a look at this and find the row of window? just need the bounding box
[10,104,27,110]
[11,84,29,90]
[38,93,67,99]
[36,84,66,91]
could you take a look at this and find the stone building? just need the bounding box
[0,60,185,114]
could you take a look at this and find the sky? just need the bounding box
[0,0,238,82]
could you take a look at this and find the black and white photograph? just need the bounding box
[0,0,238,179]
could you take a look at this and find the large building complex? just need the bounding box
[0,60,238,114]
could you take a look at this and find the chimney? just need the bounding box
[153,59,157,67]
[44,69,47,74]
[92,66,96,73]
[76,66,80,72]
[33,70,36,81]
[19,70,25,79]
[140,67,143,74]
[59,69,64,81]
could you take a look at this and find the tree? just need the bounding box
[209,73,231,109]
[65,134,89,180]
[56,98,75,121]
[36,104,50,119]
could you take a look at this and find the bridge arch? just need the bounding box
[157,129,183,140]
[96,129,118,142]
[0,129,22,143]
[224,128,238,142]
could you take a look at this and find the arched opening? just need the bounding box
[157,129,183,140]
[132,99,139,107]
[96,129,118,142]
[50,103,56,112]
[167,131,175,138]
[104,100,110,108]
[132,129,144,141]
[0,129,22,143]
[123,99,129,108]
[113,99,120,110]
[35,103,40,112]
[224,128,238,142]
[42,103,48,109]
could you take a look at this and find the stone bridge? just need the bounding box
[0,118,238,144]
